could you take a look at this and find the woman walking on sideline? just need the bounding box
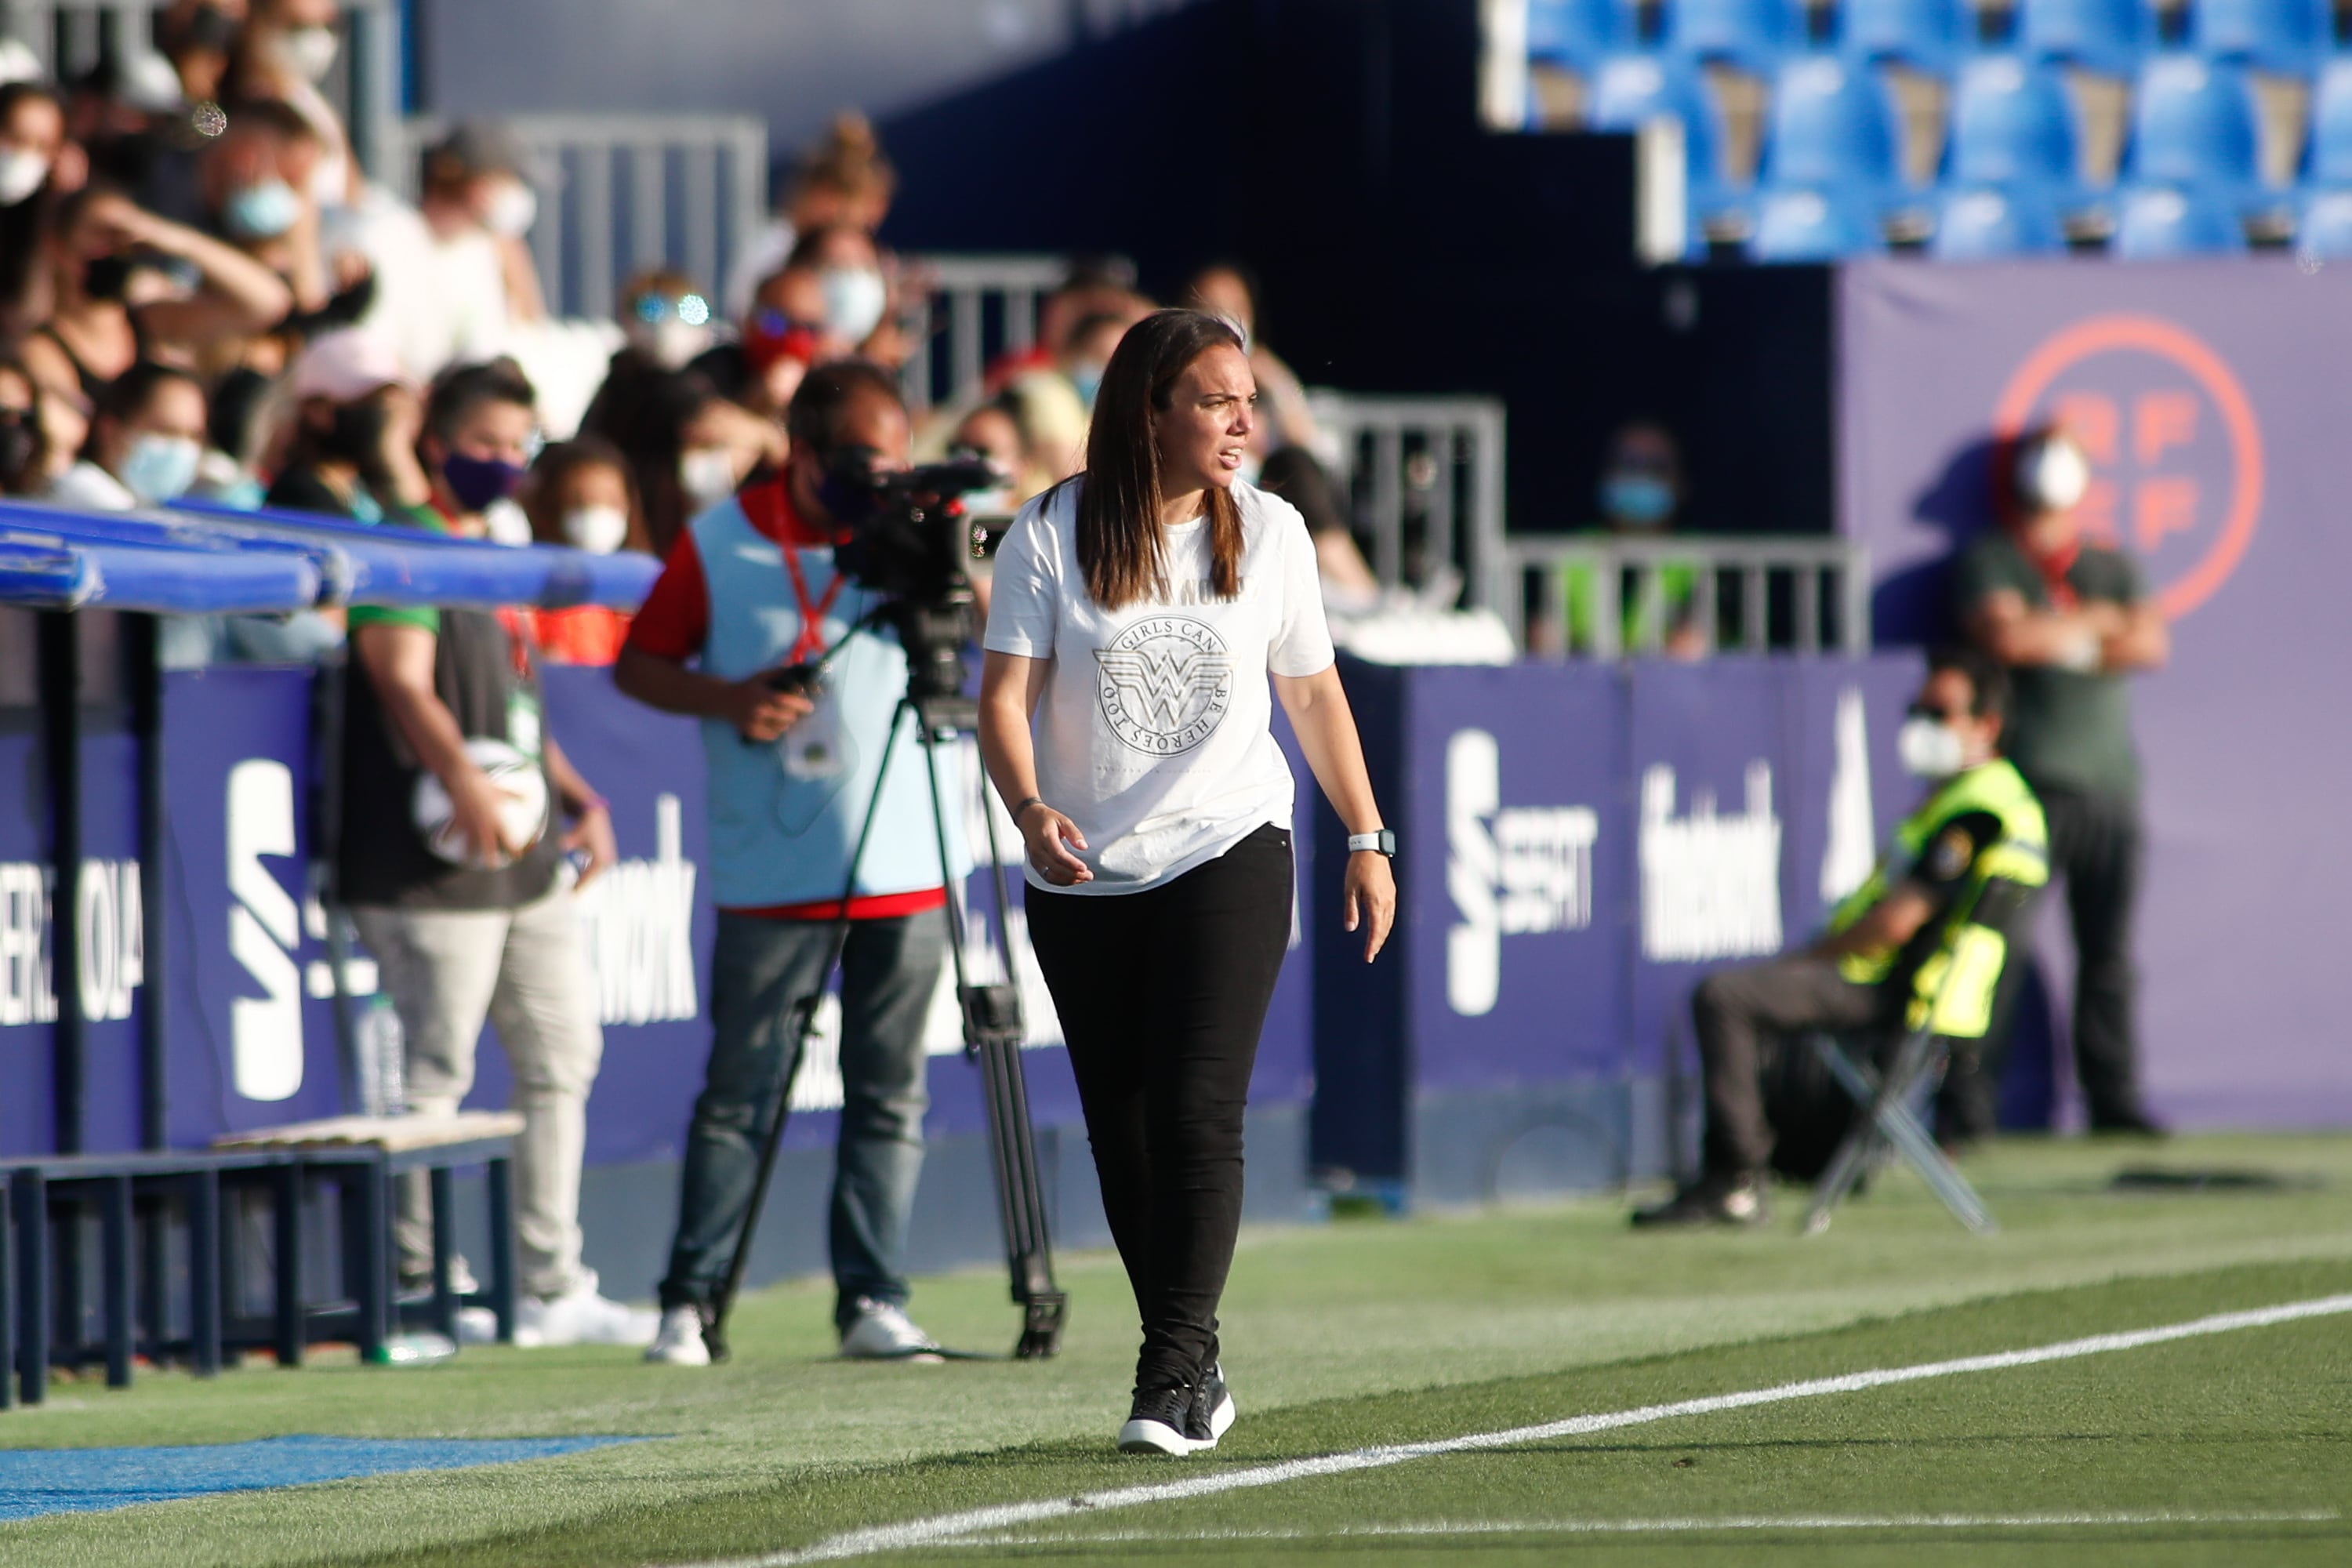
[978,310,1396,1456]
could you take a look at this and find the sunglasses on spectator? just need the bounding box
[633,292,710,327]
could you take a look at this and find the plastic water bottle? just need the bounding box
[356,993,407,1116]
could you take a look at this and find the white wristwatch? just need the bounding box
[1348,829,1397,857]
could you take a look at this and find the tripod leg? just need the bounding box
[702,701,912,1360]
[917,720,1065,1358]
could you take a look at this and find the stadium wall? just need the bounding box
[1837,258,2352,1129]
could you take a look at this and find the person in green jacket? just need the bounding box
[1635,646,2049,1227]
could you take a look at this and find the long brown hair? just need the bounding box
[1071,309,1247,612]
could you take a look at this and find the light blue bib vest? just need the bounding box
[690,496,967,909]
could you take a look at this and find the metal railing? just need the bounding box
[1494,535,1871,658]
[383,114,769,325]
[1308,391,1508,612]
[898,253,1068,416]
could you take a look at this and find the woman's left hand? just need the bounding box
[1343,850,1396,964]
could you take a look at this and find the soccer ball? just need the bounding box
[412,737,550,869]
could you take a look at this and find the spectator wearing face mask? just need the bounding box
[1550,422,1707,659]
[222,0,358,212]
[339,357,652,1347]
[265,327,430,521]
[0,80,85,341]
[200,97,328,312]
[1003,310,1135,485]
[781,223,903,370]
[0,357,54,495]
[337,120,544,383]
[615,270,716,375]
[1954,423,2170,1139]
[19,184,292,426]
[686,263,825,422]
[521,436,645,666]
[724,111,896,319]
[48,358,206,511]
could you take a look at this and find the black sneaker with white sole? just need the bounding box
[1185,1363,1236,1450]
[1116,1384,1194,1456]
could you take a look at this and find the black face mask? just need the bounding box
[324,397,390,468]
[82,253,132,302]
[0,408,37,490]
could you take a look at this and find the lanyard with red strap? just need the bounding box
[747,478,851,665]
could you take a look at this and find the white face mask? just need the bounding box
[818,265,887,342]
[0,147,49,206]
[1896,715,1969,780]
[484,180,539,238]
[276,24,341,83]
[2016,437,2090,514]
[561,504,630,554]
[631,318,712,371]
[681,446,739,510]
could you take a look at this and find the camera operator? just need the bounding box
[615,360,955,1366]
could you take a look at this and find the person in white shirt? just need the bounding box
[978,310,1396,1458]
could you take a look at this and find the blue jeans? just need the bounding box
[659,907,945,1327]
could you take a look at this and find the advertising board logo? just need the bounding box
[1992,314,2263,619]
[1094,616,1233,756]
[1639,761,1783,963]
[1446,729,1600,1017]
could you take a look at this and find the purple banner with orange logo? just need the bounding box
[1838,259,2352,1127]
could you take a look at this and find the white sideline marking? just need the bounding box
[946,1509,2343,1546]
[674,1292,2352,1566]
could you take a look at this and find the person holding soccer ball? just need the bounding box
[339,358,652,1348]
[978,309,1396,1457]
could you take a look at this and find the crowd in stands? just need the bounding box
[0,11,1395,667]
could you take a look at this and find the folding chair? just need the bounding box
[1802,1023,1995,1236]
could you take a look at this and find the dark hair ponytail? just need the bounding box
[1072,308,1245,612]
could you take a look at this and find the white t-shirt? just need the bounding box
[983,477,1337,895]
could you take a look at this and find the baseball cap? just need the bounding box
[292,329,410,403]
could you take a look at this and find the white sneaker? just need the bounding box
[514,1273,661,1348]
[837,1297,945,1362]
[644,1305,713,1366]
[456,1306,500,1345]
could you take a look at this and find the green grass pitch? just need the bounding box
[4,1133,2350,1566]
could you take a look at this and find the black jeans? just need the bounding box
[2032,782,2148,1126]
[1691,955,1902,1177]
[1025,823,1294,1394]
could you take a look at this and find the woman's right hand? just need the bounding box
[1019,803,1093,887]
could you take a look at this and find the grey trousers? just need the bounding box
[352,886,605,1300]
[1691,955,1900,1178]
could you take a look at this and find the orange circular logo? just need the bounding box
[1991,314,2263,619]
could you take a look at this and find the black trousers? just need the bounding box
[2032,782,2148,1127]
[1691,955,1902,1177]
[1024,824,1293,1393]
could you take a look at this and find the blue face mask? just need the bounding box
[119,434,202,505]
[223,178,302,240]
[441,451,526,514]
[1601,473,1674,528]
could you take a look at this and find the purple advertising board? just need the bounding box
[1837,259,2352,1126]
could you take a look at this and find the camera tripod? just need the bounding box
[702,664,1067,1362]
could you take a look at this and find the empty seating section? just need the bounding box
[1518,0,2352,258]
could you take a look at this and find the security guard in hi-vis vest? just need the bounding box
[1635,646,2049,1228]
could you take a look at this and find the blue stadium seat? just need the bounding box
[2111,183,2251,253]
[1930,185,2072,255]
[2307,57,2352,184]
[2128,55,2260,190]
[1949,56,2082,188]
[2296,186,2352,256]
[1764,55,1904,191]
[1592,51,1733,198]
[1668,0,1806,71]
[2017,0,2151,74]
[1842,0,1964,71]
[2193,0,2328,74]
[1528,0,1635,67]
[1749,187,1889,259]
